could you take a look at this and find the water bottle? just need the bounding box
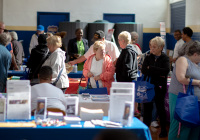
[74,64,77,73]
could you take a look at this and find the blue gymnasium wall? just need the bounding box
[192,32,200,41]
[14,30,178,58]
[142,33,177,53]
[10,31,35,58]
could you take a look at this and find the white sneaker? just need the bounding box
[151,121,159,128]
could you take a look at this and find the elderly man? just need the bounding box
[31,66,67,113]
[29,25,45,54]
[0,21,19,70]
[10,31,25,69]
[0,21,5,34]
[0,32,12,92]
[68,30,120,66]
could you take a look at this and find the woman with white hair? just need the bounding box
[115,31,138,82]
[83,41,115,95]
[141,36,170,138]
[10,31,24,69]
[42,35,69,93]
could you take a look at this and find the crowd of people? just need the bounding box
[1,20,200,139]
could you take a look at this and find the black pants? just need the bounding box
[143,86,167,130]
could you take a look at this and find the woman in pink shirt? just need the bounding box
[83,41,115,94]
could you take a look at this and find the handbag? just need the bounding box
[79,78,108,95]
[174,79,200,128]
[133,75,155,103]
[52,67,64,86]
[77,75,87,94]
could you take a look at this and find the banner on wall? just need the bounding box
[106,29,115,41]
[160,22,167,53]
[47,25,58,34]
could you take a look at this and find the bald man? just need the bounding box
[0,22,5,34]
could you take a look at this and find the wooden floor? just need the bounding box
[139,117,169,140]
[150,125,169,140]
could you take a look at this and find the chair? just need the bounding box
[47,108,66,116]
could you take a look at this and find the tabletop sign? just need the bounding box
[0,98,6,121]
[35,97,47,120]
[122,101,133,126]
[65,97,79,116]
[7,80,31,120]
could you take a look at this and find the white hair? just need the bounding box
[0,32,11,46]
[130,31,139,40]
[151,36,165,48]
[10,31,18,40]
[118,31,131,44]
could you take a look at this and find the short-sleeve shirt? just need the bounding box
[172,39,184,66]
[178,40,194,57]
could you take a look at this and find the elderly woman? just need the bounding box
[168,41,200,140]
[0,33,12,92]
[116,31,138,82]
[10,31,24,69]
[42,35,69,93]
[83,41,115,95]
[141,36,170,138]
[130,31,142,56]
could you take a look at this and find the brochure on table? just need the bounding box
[65,96,79,116]
[80,107,103,121]
[35,97,47,120]
[109,82,135,124]
[122,101,133,126]
[0,98,6,121]
[112,82,135,90]
[7,80,31,120]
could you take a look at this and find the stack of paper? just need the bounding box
[80,107,104,121]
[64,116,81,124]
[91,120,122,128]
[47,112,64,120]
[91,95,109,101]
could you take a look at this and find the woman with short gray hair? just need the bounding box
[0,32,11,46]
[130,31,142,53]
[141,36,170,138]
[10,31,24,69]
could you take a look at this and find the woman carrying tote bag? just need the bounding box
[83,41,115,95]
[141,37,170,138]
[168,41,200,140]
